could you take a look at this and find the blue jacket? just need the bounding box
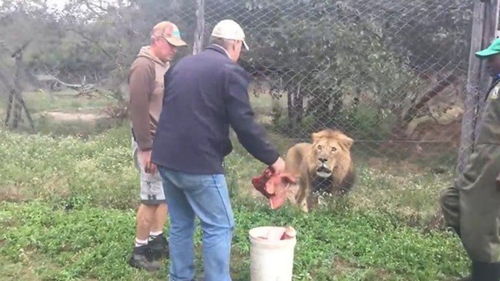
[152,45,279,174]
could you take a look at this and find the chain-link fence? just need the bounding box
[0,0,476,168]
[0,2,490,279]
[187,0,473,168]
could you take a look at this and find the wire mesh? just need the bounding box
[198,0,473,164]
[0,0,475,167]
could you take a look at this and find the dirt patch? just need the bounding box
[0,176,70,203]
[41,111,107,123]
[332,256,361,273]
[0,185,32,202]
[411,119,462,147]
[332,256,393,279]
[367,157,424,174]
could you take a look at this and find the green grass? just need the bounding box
[0,125,469,281]
[0,200,467,281]
[0,89,121,136]
[22,89,113,114]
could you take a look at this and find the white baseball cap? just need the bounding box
[211,19,249,50]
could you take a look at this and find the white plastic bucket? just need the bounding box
[249,226,297,281]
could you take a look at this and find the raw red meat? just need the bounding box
[252,167,296,209]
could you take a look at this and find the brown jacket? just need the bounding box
[128,46,169,150]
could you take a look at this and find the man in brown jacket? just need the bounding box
[128,21,187,271]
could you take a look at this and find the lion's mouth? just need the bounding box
[316,166,332,178]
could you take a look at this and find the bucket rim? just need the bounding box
[248,226,297,245]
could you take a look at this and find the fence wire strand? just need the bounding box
[0,0,475,165]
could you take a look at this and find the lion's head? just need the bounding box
[309,129,353,179]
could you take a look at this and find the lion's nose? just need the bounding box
[319,158,328,163]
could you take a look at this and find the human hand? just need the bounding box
[138,149,157,174]
[270,157,286,174]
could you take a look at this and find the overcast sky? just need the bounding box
[45,0,67,10]
[43,0,120,12]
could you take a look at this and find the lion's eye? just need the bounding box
[317,145,322,150]
[331,147,337,152]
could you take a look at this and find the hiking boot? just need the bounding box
[149,234,169,260]
[128,245,162,271]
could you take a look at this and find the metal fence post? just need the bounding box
[458,0,499,173]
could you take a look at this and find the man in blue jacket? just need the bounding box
[152,19,285,281]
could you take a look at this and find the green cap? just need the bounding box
[476,38,500,58]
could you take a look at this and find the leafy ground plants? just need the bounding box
[0,126,469,281]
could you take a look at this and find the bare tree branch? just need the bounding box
[82,0,107,15]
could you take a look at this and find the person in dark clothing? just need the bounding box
[152,19,285,281]
[440,38,500,281]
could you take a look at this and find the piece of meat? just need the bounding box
[251,168,274,199]
[280,226,297,240]
[255,226,297,241]
[252,167,296,209]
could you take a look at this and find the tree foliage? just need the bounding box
[0,0,472,136]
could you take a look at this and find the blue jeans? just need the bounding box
[158,167,234,281]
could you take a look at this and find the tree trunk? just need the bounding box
[295,82,303,123]
[5,90,14,126]
[400,74,457,126]
[12,95,21,129]
[287,86,296,131]
[12,48,35,131]
[18,91,35,131]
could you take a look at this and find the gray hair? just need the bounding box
[209,36,236,50]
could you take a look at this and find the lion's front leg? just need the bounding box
[295,173,312,212]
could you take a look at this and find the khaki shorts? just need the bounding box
[132,140,166,205]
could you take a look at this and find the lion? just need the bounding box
[285,129,355,212]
